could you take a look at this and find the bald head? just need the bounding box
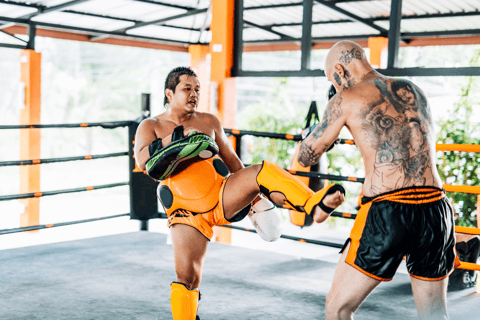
[324,41,373,91]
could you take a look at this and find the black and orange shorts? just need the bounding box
[343,186,460,281]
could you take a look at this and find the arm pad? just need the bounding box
[145,132,219,180]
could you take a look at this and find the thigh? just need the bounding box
[410,276,448,320]
[222,164,261,220]
[171,224,210,288]
[326,242,381,319]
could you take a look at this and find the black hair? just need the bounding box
[163,66,197,106]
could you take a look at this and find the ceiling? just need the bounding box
[1,0,480,50]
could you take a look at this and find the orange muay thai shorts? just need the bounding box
[343,186,460,281]
[157,157,250,240]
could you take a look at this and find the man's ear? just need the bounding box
[334,64,345,78]
[165,88,173,104]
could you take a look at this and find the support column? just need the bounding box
[189,44,210,113]
[368,37,388,69]
[19,49,41,228]
[210,0,236,244]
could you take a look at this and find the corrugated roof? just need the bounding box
[1,0,480,48]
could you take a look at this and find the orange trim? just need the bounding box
[436,143,480,153]
[80,123,88,127]
[299,239,306,242]
[409,272,450,281]
[231,129,240,135]
[34,192,42,197]
[457,261,480,271]
[350,261,392,281]
[85,155,92,159]
[86,186,94,191]
[45,224,54,228]
[455,226,480,235]
[443,184,480,195]
[32,159,41,164]
[344,140,355,145]
[285,134,294,140]
[347,177,357,182]
[368,37,388,69]
[343,213,351,218]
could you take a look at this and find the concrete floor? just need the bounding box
[0,232,478,320]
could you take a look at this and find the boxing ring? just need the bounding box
[0,115,479,319]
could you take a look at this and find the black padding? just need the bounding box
[148,138,163,157]
[171,125,184,142]
[159,185,174,209]
[213,158,229,177]
[259,185,271,200]
[226,204,252,223]
[318,184,346,214]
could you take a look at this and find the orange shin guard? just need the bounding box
[171,282,200,320]
[256,161,345,226]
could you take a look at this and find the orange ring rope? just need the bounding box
[443,184,480,195]
[455,226,480,235]
[457,261,480,271]
[436,144,480,153]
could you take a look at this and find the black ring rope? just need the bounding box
[225,128,355,146]
[0,213,130,235]
[0,182,129,202]
[0,152,128,167]
[219,224,344,249]
[0,121,133,130]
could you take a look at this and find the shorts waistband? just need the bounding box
[361,186,445,205]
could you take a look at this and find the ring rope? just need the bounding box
[219,224,344,249]
[0,152,128,167]
[0,213,129,235]
[0,182,128,202]
[0,120,133,130]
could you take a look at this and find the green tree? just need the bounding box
[436,50,480,227]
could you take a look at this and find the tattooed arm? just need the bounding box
[297,93,346,167]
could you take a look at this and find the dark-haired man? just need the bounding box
[134,66,345,320]
[298,40,458,320]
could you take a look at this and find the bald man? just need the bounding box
[298,41,458,320]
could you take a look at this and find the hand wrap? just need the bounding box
[145,126,219,180]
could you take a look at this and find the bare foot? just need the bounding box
[312,190,345,223]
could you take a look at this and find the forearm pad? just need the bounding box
[145,132,219,180]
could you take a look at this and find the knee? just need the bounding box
[325,293,355,320]
[176,271,201,289]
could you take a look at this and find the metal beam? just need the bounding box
[132,0,195,11]
[0,29,27,43]
[244,20,295,40]
[301,0,314,70]
[244,2,303,10]
[89,8,207,41]
[21,0,90,19]
[0,43,26,49]
[232,0,244,77]
[122,8,207,32]
[314,0,388,35]
[26,22,35,50]
[387,0,402,68]
[236,67,480,78]
[0,16,192,46]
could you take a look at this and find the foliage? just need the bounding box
[436,50,480,227]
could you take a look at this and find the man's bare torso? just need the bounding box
[343,75,443,197]
[152,111,216,141]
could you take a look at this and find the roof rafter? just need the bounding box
[243,20,296,40]
[314,0,387,35]
[89,8,207,41]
